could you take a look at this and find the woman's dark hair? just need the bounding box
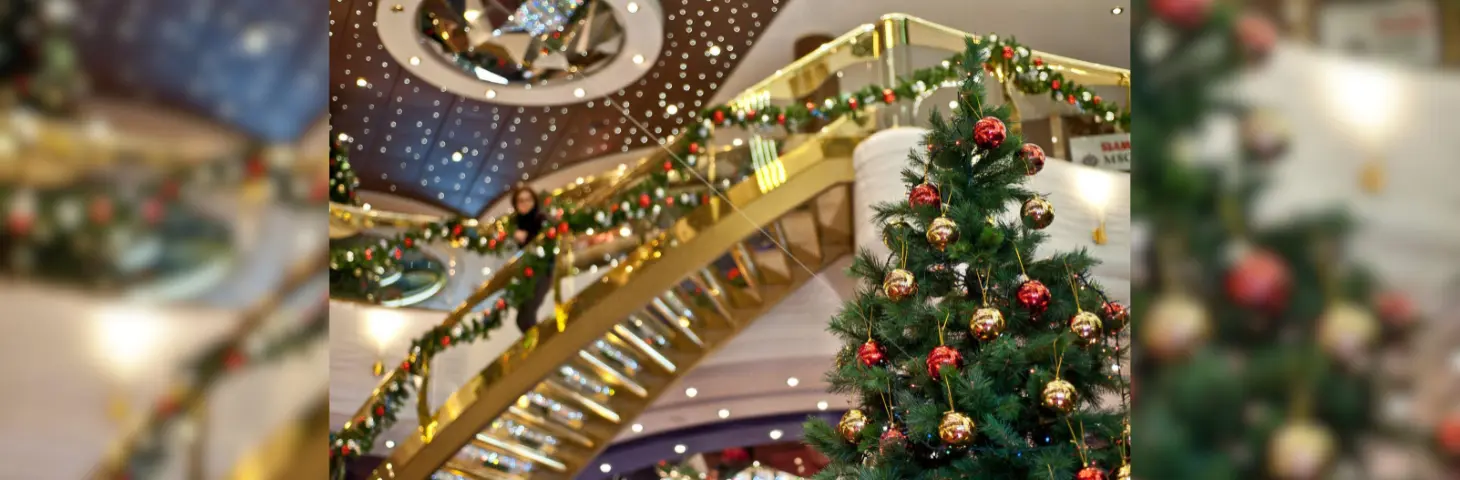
[509,184,544,244]
[510,184,540,208]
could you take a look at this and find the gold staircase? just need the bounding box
[371,121,864,480]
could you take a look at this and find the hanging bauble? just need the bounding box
[1018,143,1047,175]
[1041,378,1077,413]
[908,183,940,209]
[883,269,917,301]
[1437,411,1460,457]
[969,307,1006,341]
[925,345,963,380]
[1374,290,1417,329]
[1069,311,1103,345]
[857,339,886,366]
[1316,302,1377,364]
[712,110,726,124]
[1151,0,1212,29]
[1268,420,1335,479]
[838,409,868,442]
[1016,280,1052,314]
[1226,248,1290,312]
[1237,12,1278,64]
[937,411,975,445]
[1077,466,1107,480]
[1143,293,1210,361]
[879,426,907,454]
[882,219,911,250]
[1101,301,1129,335]
[926,216,959,252]
[1115,464,1130,480]
[972,116,1007,150]
[1021,196,1055,229]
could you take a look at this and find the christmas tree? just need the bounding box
[1131,1,1435,478]
[804,38,1131,479]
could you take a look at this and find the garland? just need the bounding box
[326,34,1131,477]
[99,300,329,479]
[329,307,507,476]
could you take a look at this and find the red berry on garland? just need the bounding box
[223,349,246,370]
[688,143,701,155]
[1237,12,1278,63]
[90,197,114,224]
[713,110,726,124]
[663,160,673,172]
[1374,290,1416,328]
[848,97,858,110]
[141,198,165,224]
[882,88,896,104]
[973,116,1007,150]
[908,183,940,209]
[363,248,374,260]
[1018,143,1047,175]
[857,339,885,366]
[1093,95,1103,105]
[1077,466,1107,480]
[496,298,507,310]
[341,445,352,456]
[452,224,463,237]
[638,193,651,208]
[1001,45,1013,59]
[926,345,963,380]
[404,237,414,248]
[1152,0,1214,28]
[1102,301,1130,334]
[1016,280,1052,314]
[1067,94,1077,105]
[488,238,497,249]
[776,113,786,125]
[374,405,385,416]
[546,228,557,240]
[441,336,451,346]
[1226,248,1290,311]
[400,360,411,371]
[558,223,569,234]
[1033,57,1044,66]
[524,267,534,278]
[1051,79,1061,90]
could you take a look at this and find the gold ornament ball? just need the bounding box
[883,269,918,302]
[1115,464,1130,480]
[1268,420,1335,479]
[926,216,960,252]
[838,409,868,442]
[1041,378,1078,413]
[1142,293,1211,361]
[1021,196,1055,230]
[1317,302,1377,364]
[938,411,976,445]
[1070,311,1103,345]
[969,307,1006,341]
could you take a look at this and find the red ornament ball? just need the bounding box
[1226,248,1291,311]
[688,142,701,154]
[857,339,886,367]
[1001,45,1013,59]
[1016,280,1052,314]
[908,183,940,209]
[1018,143,1047,175]
[879,427,907,453]
[1375,290,1417,328]
[776,113,786,125]
[972,116,1007,150]
[926,345,964,380]
[1152,0,1214,28]
[1438,411,1460,456]
[1102,301,1130,334]
[882,88,896,104]
[713,110,726,124]
[1077,466,1107,480]
[638,193,652,208]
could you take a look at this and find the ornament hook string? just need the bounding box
[1013,242,1029,278]
[1062,262,1083,312]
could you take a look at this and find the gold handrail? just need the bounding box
[226,392,330,480]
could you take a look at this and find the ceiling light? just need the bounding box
[574,88,586,98]
[1111,6,1123,14]
[786,377,799,387]
[674,444,687,454]
[706,44,721,57]
[718,409,730,419]
[817,401,829,410]
[627,2,639,13]
[769,429,783,440]
[451,152,463,162]
[685,387,698,398]
[631,423,644,433]
[356,78,368,87]
[385,440,396,448]
[409,56,420,65]
[633,54,645,65]
[666,104,678,115]
[336,133,350,142]
[599,464,612,473]
[948,100,958,110]
[485,89,497,99]
[732,138,743,146]
[463,9,481,22]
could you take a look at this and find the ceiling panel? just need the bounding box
[330,0,789,216]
